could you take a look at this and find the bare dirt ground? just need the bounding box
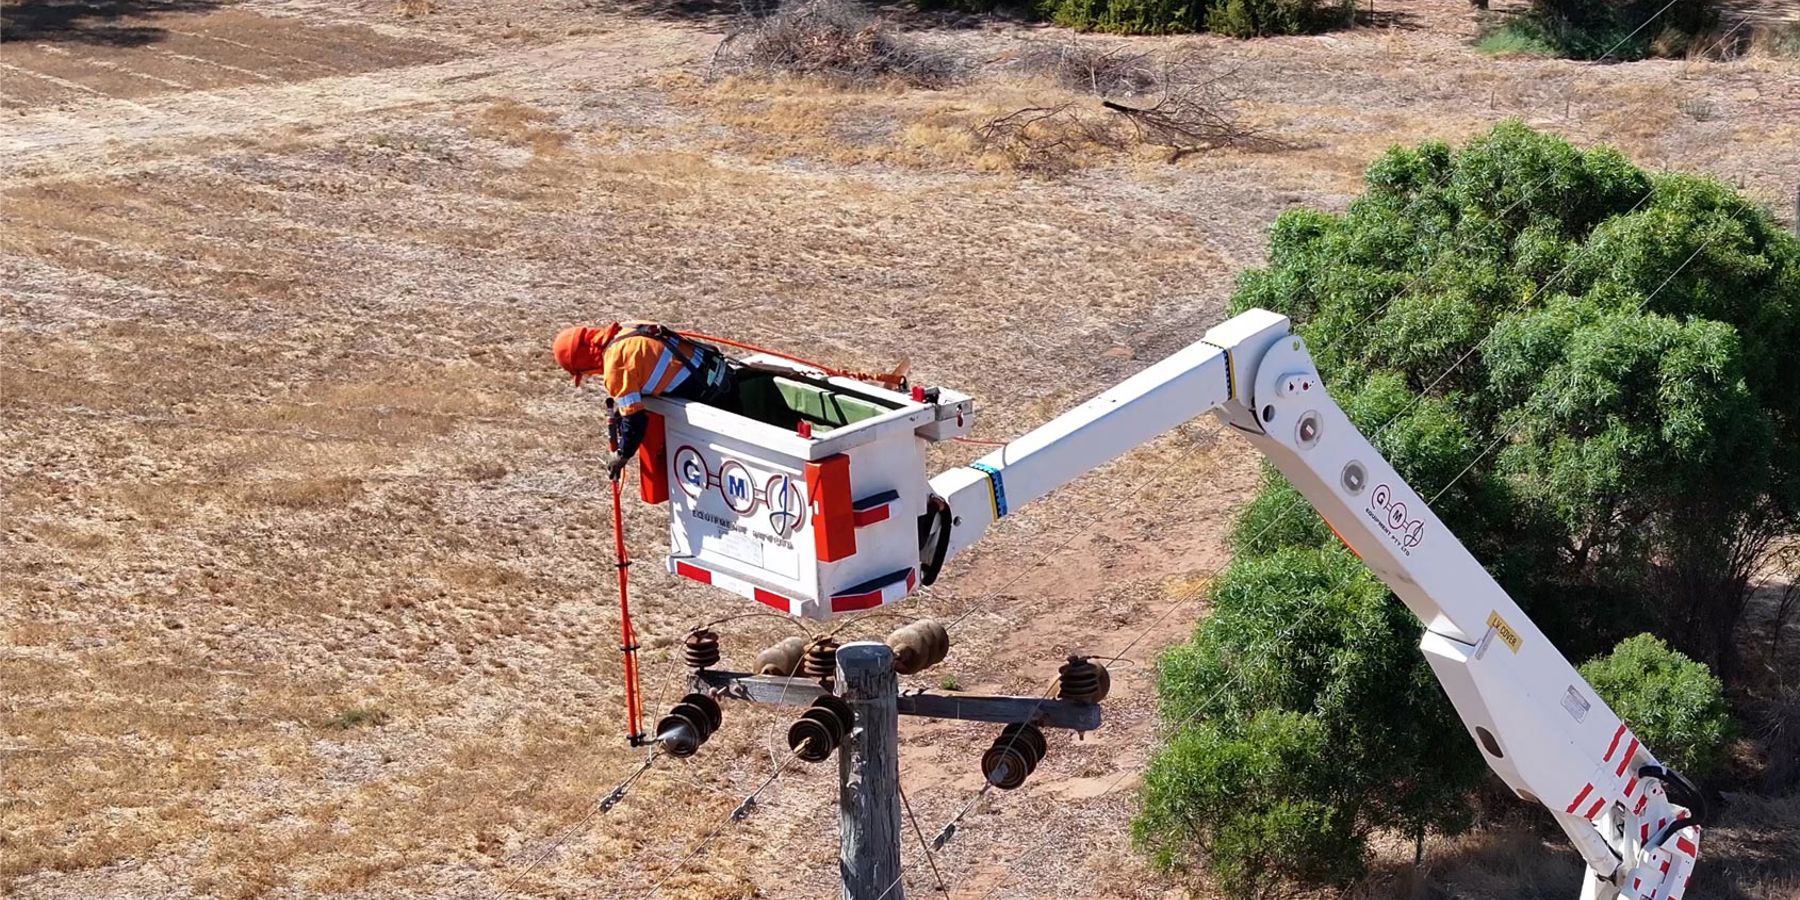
[2,1,1798,898]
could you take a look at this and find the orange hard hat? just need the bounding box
[553,325,603,385]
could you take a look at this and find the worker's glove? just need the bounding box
[604,452,630,482]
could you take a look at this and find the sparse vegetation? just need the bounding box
[1014,40,1160,97]
[1475,19,1561,56]
[326,707,392,730]
[1750,23,1800,59]
[973,54,1287,172]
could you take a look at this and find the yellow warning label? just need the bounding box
[1486,611,1522,653]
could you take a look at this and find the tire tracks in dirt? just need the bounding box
[0,27,713,188]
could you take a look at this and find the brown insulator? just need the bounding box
[682,629,721,670]
[657,694,723,758]
[981,743,1031,789]
[668,702,716,743]
[997,722,1047,764]
[755,636,807,676]
[981,723,1046,790]
[785,694,855,763]
[886,619,950,675]
[1057,655,1109,704]
[787,707,846,762]
[801,636,840,681]
[811,694,855,735]
[656,711,705,758]
[677,693,723,736]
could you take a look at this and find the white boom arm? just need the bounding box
[926,309,1703,900]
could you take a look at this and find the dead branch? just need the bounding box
[1102,84,1292,161]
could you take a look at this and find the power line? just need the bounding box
[959,182,1722,900]
[1593,0,1692,63]
[897,781,951,898]
[644,751,805,899]
[494,748,660,899]
[898,169,1598,888]
[905,137,1702,894]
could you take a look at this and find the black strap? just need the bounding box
[605,324,708,378]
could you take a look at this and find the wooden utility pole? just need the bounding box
[688,650,1104,899]
[836,642,903,900]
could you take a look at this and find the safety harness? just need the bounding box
[603,323,731,400]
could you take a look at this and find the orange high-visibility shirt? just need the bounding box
[601,323,700,415]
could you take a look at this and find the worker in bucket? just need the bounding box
[553,322,737,480]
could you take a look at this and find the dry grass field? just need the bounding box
[3,0,1798,898]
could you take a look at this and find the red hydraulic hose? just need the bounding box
[677,330,907,389]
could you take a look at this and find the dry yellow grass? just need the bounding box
[1,2,1796,899]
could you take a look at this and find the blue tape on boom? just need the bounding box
[969,461,1008,518]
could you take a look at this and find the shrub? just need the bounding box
[1488,0,1719,60]
[1475,18,1561,57]
[1135,710,1363,893]
[1580,634,1731,777]
[1146,548,1483,894]
[933,0,1350,36]
[1143,122,1797,895]
[1233,121,1800,670]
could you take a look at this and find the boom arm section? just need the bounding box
[925,309,1703,900]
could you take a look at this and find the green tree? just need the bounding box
[1580,634,1732,776]
[1142,123,1797,895]
[1135,710,1362,893]
[1232,121,1800,670]
[1144,548,1483,892]
[1479,0,1718,60]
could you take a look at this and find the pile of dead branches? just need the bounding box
[979,43,1291,170]
[714,0,961,88]
[1015,40,1160,98]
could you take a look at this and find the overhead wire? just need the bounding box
[864,163,1575,897]
[898,781,952,898]
[971,223,1721,898]
[643,750,808,899]
[890,165,1574,880]
[623,77,1680,895]
[949,168,1720,899]
[493,747,662,899]
[936,160,1560,640]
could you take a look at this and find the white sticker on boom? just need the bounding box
[1561,686,1591,723]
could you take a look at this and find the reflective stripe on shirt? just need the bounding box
[602,326,701,414]
[645,344,692,395]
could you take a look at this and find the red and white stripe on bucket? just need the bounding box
[829,567,917,614]
[672,560,803,616]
